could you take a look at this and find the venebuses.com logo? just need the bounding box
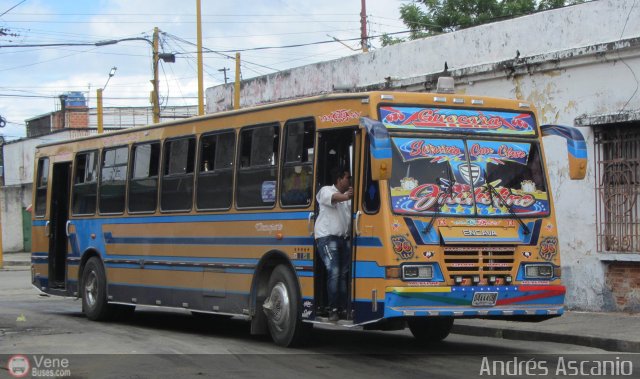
[7,355,30,378]
[6,354,72,377]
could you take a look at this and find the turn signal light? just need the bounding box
[386,267,400,279]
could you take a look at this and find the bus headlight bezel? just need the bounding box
[401,264,434,281]
[524,263,554,279]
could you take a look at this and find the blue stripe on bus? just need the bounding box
[106,255,260,264]
[104,232,314,246]
[109,282,250,295]
[100,212,310,224]
[354,261,385,278]
[33,212,310,228]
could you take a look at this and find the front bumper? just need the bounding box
[384,285,565,318]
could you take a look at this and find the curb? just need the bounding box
[452,324,640,353]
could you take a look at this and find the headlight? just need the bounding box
[402,264,433,280]
[524,264,553,279]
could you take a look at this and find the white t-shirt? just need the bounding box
[314,185,351,239]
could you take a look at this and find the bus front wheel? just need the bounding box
[407,317,454,343]
[82,257,113,321]
[262,265,307,347]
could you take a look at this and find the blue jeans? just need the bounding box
[316,235,351,310]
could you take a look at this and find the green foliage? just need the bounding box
[381,0,585,47]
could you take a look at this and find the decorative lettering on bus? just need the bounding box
[406,183,536,213]
[255,223,283,232]
[319,109,361,124]
[380,107,536,135]
[462,229,498,237]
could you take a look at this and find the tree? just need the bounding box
[381,0,585,46]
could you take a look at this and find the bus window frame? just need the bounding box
[195,129,236,212]
[98,144,130,216]
[127,140,161,215]
[279,117,315,209]
[386,131,551,218]
[159,135,197,214]
[235,122,281,210]
[34,157,50,218]
[362,135,380,215]
[71,149,100,217]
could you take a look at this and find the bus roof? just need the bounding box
[34,90,535,150]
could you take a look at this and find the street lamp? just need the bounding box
[97,66,117,134]
[95,28,175,124]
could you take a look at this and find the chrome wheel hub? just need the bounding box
[84,271,98,308]
[263,282,290,332]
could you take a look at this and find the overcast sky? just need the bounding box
[0,0,406,140]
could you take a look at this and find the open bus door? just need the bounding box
[47,162,71,289]
[313,127,361,320]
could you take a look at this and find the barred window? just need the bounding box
[595,124,640,252]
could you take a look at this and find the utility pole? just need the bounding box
[360,0,369,53]
[151,27,160,124]
[234,53,241,110]
[218,67,229,84]
[196,0,205,116]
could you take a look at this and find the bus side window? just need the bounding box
[161,137,196,212]
[280,119,314,207]
[129,142,160,213]
[237,124,280,208]
[197,131,235,210]
[363,140,380,214]
[35,157,49,217]
[72,150,98,215]
[99,146,128,214]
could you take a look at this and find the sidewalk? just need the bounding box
[453,311,640,353]
[1,251,638,352]
[0,251,30,270]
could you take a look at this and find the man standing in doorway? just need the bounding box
[315,167,353,322]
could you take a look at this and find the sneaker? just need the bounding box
[329,308,340,322]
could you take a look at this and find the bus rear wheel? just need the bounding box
[262,265,307,347]
[407,317,454,343]
[82,257,113,321]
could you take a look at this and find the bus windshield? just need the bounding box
[389,136,549,217]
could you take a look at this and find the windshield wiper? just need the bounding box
[425,164,455,234]
[484,181,530,235]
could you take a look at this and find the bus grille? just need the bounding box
[443,246,515,283]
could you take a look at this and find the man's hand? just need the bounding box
[345,187,353,199]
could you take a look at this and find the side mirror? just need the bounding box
[540,124,587,180]
[360,117,392,181]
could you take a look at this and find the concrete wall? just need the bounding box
[1,130,91,252]
[207,1,640,112]
[205,0,640,311]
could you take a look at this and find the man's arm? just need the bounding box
[331,187,353,204]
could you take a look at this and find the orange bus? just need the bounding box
[31,80,586,346]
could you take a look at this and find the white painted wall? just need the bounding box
[1,130,93,252]
[205,0,640,311]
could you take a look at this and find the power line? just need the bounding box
[178,30,412,54]
[0,0,27,17]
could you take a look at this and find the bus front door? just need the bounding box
[313,127,361,320]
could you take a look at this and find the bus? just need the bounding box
[31,79,587,347]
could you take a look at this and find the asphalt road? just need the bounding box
[0,270,635,379]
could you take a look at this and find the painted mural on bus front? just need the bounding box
[380,106,536,136]
[389,137,549,217]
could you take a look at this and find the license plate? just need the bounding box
[472,292,498,307]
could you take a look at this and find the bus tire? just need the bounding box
[407,317,454,343]
[81,257,113,321]
[262,264,307,347]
